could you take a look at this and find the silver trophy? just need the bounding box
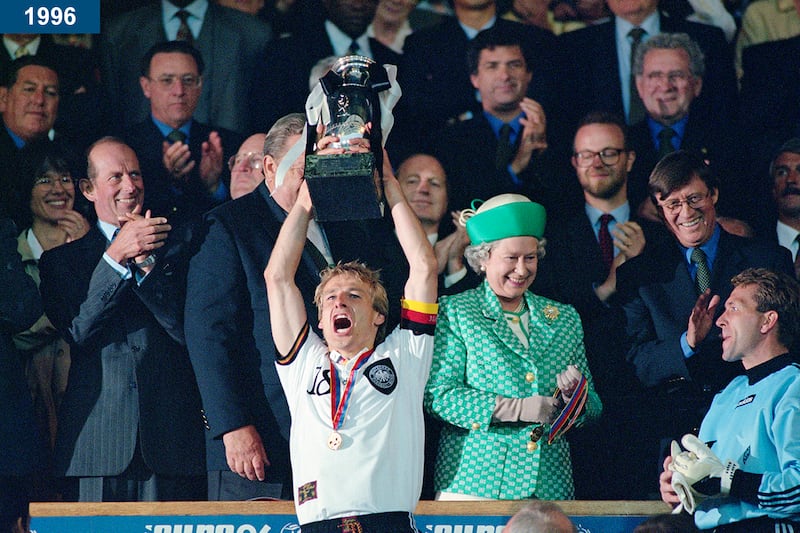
[305,55,393,222]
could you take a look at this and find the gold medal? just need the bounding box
[327,431,342,450]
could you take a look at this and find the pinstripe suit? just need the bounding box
[38,225,205,498]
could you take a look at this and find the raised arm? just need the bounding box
[382,151,438,304]
[264,183,314,356]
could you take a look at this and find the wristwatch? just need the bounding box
[134,254,156,270]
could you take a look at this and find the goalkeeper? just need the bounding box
[659,268,800,531]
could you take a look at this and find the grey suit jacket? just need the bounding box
[100,2,272,136]
[39,226,205,477]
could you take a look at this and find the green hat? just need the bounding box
[464,194,546,244]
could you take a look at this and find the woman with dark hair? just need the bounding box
[13,142,89,452]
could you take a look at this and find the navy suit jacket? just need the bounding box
[39,225,205,477]
[619,228,794,393]
[432,113,581,215]
[557,13,736,133]
[0,218,44,476]
[739,35,800,183]
[254,23,401,132]
[123,118,243,225]
[100,3,272,136]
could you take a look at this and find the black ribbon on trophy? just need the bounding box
[304,56,401,222]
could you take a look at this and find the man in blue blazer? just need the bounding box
[617,151,793,490]
[122,41,243,227]
[38,138,206,501]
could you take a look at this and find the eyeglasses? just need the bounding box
[573,148,625,167]
[33,174,74,188]
[227,152,263,172]
[658,190,712,214]
[643,71,692,86]
[150,74,202,89]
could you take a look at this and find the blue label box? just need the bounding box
[0,0,99,33]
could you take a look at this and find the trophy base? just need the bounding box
[305,152,382,222]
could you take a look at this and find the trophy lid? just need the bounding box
[331,55,375,87]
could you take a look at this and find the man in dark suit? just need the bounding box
[185,113,409,500]
[533,111,668,500]
[431,29,579,217]
[38,137,206,501]
[0,216,44,507]
[101,0,272,136]
[393,0,557,160]
[627,32,742,223]
[123,41,243,227]
[0,34,102,155]
[254,0,400,132]
[557,0,736,133]
[617,150,794,487]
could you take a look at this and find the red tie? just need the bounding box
[599,214,614,270]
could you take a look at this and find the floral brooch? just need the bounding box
[542,305,559,323]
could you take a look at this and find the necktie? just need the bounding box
[628,27,647,124]
[495,123,515,170]
[175,10,194,46]
[691,247,711,294]
[14,45,29,58]
[167,129,187,144]
[794,234,800,280]
[347,39,360,56]
[657,127,676,160]
[598,214,615,271]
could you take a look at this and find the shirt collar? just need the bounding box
[4,125,25,149]
[97,219,120,242]
[585,202,630,227]
[460,16,496,40]
[746,353,795,386]
[776,220,800,254]
[647,114,689,145]
[484,111,524,138]
[682,222,721,267]
[3,36,41,60]
[162,0,208,24]
[329,346,372,365]
[25,228,44,261]
[325,20,371,58]
[615,11,660,43]
[152,115,192,140]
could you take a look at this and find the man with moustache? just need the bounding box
[37,137,206,501]
[617,150,793,488]
[768,139,800,279]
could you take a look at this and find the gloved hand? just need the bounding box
[556,365,583,402]
[669,434,739,513]
[493,395,560,424]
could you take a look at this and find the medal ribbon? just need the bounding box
[547,375,588,445]
[330,348,375,431]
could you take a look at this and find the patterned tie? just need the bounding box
[691,247,711,294]
[628,27,647,124]
[794,234,800,280]
[14,45,29,58]
[167,129,187,144]
[495,123,515,170]
[657,127,676,160]
[175,10,194,46]
[598,214,615,271]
